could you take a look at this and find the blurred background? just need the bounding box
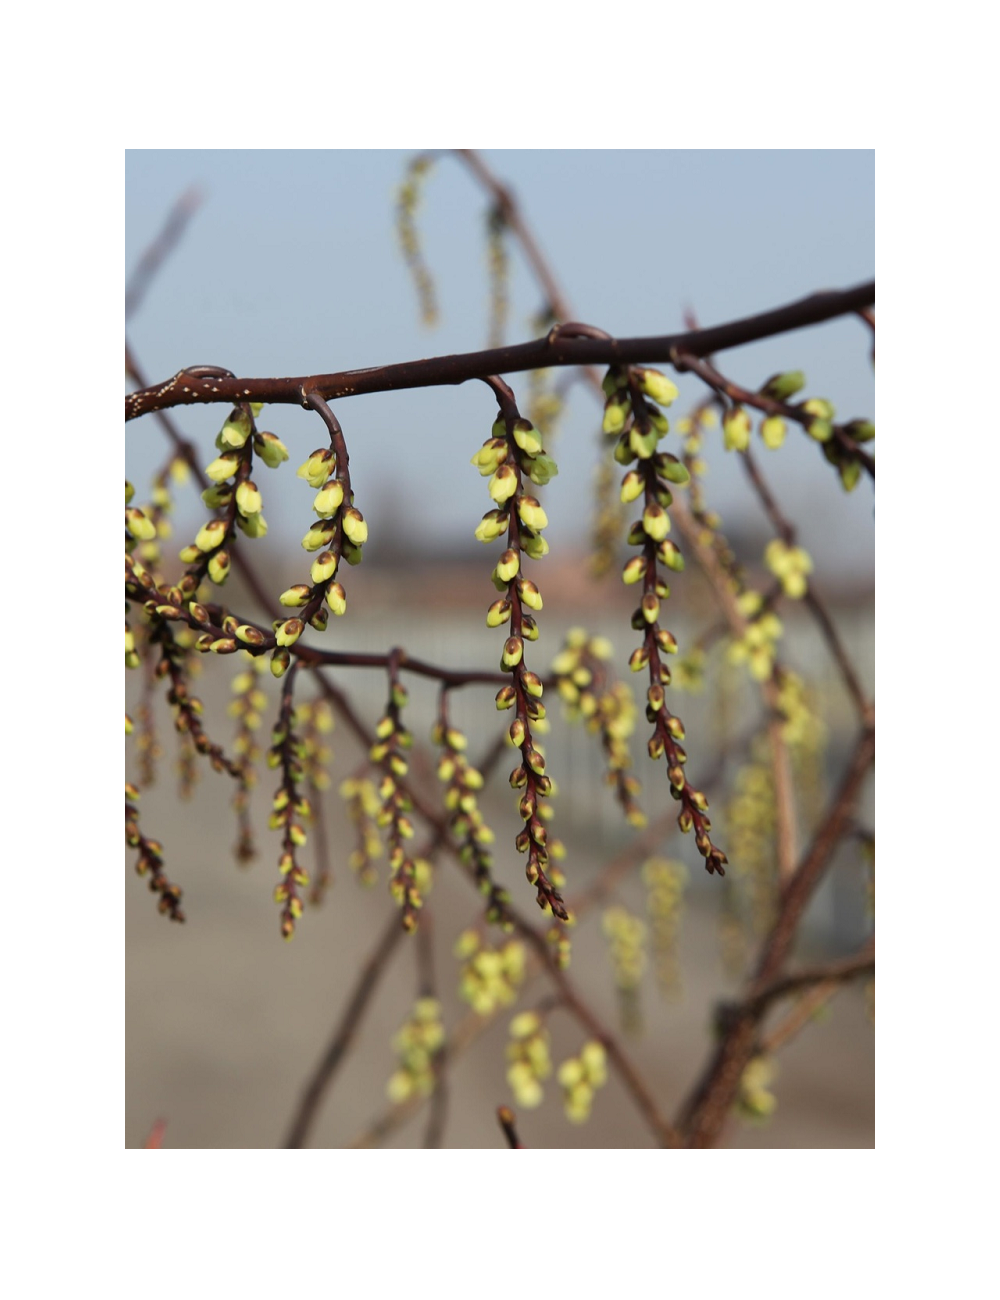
[125,149,874,1149]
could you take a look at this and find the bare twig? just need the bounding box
[125,186,202,322]
[497,1105,524,1148]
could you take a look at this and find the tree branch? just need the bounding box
[125,280,875,421]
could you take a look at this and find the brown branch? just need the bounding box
[126,280,875,421]
[740,939,875,1018]
[125,186,202,322]
[283,910,406,1148]
[496,1105,525,1149]
[675,725,875,1146]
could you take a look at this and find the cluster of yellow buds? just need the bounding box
[340,776,383,887]
[602,906,647,1031]
[557,1041,608,1124]
[727,589,785,682]
[473,402,568,928]
[370,679,428,931]
[182,408,285,593]
[268,686,311,939]
[125,783,184,922]
[604,363,728,878]
[432,719,509,926]
[395,154,438,326]
[726,753,778,936]
[764,538,813,600]
[454,930,526,1016]
[736,1055,777,1123]
[228,655,268,862]
[643,858,688,1000]
[385,997,446,1104]
[505,1011,551,1109]
[552,629,645,827]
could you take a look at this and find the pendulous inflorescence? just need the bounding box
[472,382,569,926]
[603,363,728,876]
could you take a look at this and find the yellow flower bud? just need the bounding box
[219,411,251,448]
[638,368,679,407]
[235,481,263,516]
[489,464,518,503]
[254,431,289,468]
[311,552,338,584]
[204,453,240,483]
[275,619,304,647]
[517,496,548,531]
[296,448,336,489]
[279,585,312,607]
[620,471,644,504]
[641,503,670,540]
[313,479,345,517]
[302,521,336,552]
[326,583,347,616]
[475,510,509,543]
[518,579,543,611]
[495,548,520,583]
[125,508,157,541]
[342,508,368,546]
[195,519,227,552]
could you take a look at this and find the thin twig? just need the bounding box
[497,1106,524,1148]
[125,186,202,322]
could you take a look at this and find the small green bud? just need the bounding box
[496,685,517,710]
[201,483,233,510]
[270,648,290,678]
[313,479,345,517]
[628,425,660,460]
[279,585,312,607]
[254,431,290,468]
[658,540,685,572]
[760,371,806,401]
[518,579,543,611]
[236,512,268,539]
[629,646,649,673]
[236,625,266,646]
[525,453,559,486]
[521,531,549,561]
[656,628,678,654]
[845,419,875,443]
[641,593,660,624]
[613,435,637,466]
[839,460,861,492]
[654,453,690,486]
[807,417,834,443]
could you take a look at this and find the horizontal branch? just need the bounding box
[125,280,875,421]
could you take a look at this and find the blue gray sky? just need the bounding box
[125,150,874,575]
